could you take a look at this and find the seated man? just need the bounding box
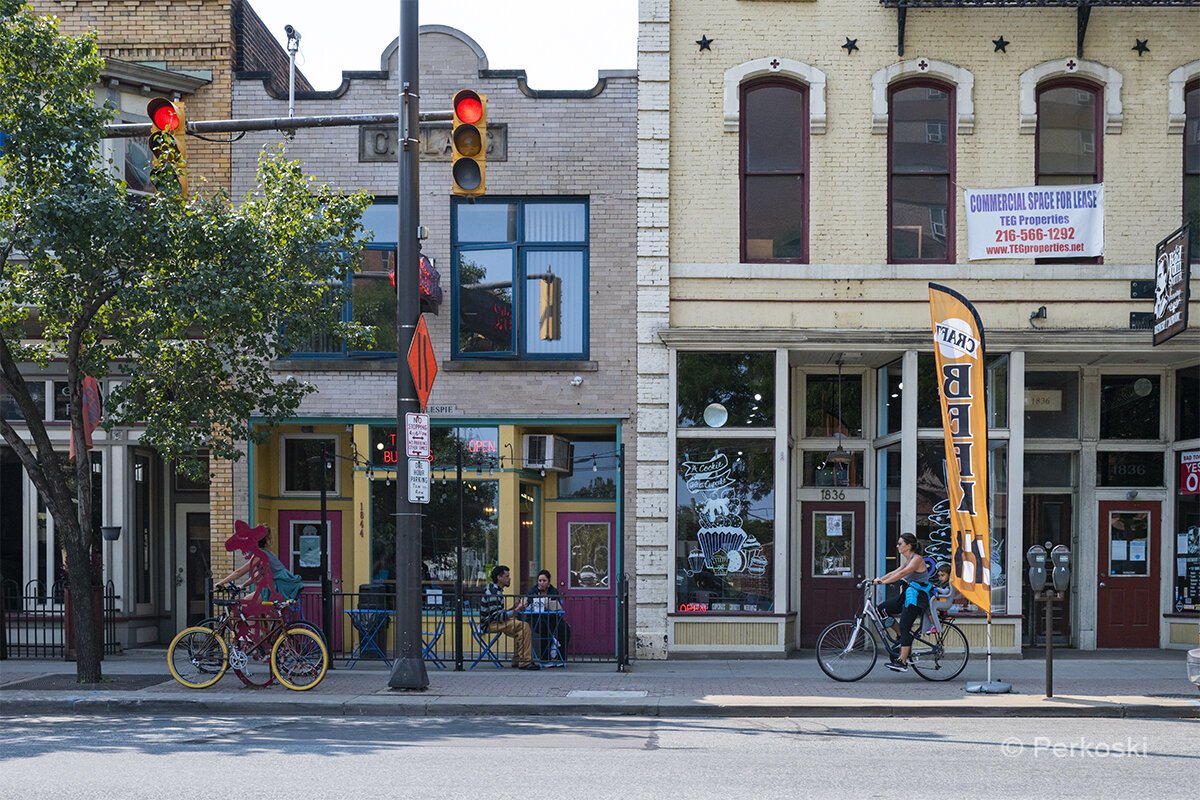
[480,565,538,670]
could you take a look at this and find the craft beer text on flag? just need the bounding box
[928,283,992,614]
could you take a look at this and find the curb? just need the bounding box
[2,694,1197,719]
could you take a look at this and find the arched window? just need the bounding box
[888,81,954,263]
[1185,80,1200,261]
[741,79,808,263]
[1036,79,1102,263]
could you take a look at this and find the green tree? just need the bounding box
[0,3,371,682]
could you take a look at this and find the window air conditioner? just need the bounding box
[523,434,573,473]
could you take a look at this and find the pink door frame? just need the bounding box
[277,510,343,650]
[556,512,616,657]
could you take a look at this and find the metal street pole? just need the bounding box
[388,0,428,690]
[455,439,465,671]
[319,442,333,650]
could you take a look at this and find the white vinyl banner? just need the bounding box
[965,183,1104,260]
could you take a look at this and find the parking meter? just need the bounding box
[1050,545,1071,593]
[1026,545,1048,592]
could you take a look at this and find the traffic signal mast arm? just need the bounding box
[102,110,453,138]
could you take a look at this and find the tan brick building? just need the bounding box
[636,0,1200,657]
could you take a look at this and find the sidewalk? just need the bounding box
[1,649,1197,719]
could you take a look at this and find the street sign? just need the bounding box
[405,412,430,458]
[407,315,438,411]
[408,457,430,503]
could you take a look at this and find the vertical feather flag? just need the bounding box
[928,284,991,615]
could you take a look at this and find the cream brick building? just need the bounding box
[636,0,1200,657]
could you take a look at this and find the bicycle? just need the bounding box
[816,579,970,682]
[167,585,329,691]
[197,586,327,685]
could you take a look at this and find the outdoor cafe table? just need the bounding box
[520,608,566,667]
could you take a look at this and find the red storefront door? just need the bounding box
[1096,501,1159,648]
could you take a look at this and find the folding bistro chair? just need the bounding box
[465,601,504,670]
[345,609,393,668]
[421,607,447,670]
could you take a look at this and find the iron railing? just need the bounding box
[217,587,629,669]
[1,579,121,659]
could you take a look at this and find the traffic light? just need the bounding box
[539,274,561,341]
[451,89,487,196]
[146,97,187,195]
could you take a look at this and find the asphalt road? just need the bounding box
[2,714,1198,799]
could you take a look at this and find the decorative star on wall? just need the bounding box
[696,35,713,52]
[1132,39,1150,57]
[993,36,1009,53]
[842,37,858,55]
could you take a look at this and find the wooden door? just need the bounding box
[800,502,865,647]
[1096,501,1160,648]
[556,512,616,656]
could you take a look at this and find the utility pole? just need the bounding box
[388,0,428,691]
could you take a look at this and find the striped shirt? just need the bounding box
[479,582,511,628]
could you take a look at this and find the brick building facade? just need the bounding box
[636,0,1200,657]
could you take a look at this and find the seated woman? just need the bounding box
[524,569,570,664]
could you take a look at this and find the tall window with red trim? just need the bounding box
[1185,81,1200,261]
[1036,80,1102,262]
[741,79,808,263]
[888,82,954,263]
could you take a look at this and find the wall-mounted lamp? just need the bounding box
[1126,489,1139,500]
[101,525,122,542]
[569,375,583,387]
[1029,306,1048,322]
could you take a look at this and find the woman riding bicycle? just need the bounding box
[873,532,934,673]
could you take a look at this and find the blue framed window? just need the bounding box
[452,198,588,359]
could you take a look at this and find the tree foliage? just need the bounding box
[0,2,371,680]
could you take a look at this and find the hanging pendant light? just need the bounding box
[826,356,853,468]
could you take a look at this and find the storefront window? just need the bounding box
[876,445,902,576]
[0,381,45,420]
[919,353,1009,430]
[1177,365,1199,442]
[557,438,617,499]
[282,438,336,493]
[878,360,903,435]
[986,355,1009,429]
[802,451,864,487]
[1174,451,1200,614]
[915,440,1007,614]
[368,426,499,469]
[1100,375,1160,440]
[370,478,499,592]
[805,373,862,438]
[1024,452,1076,488]
[677,352,774,429]
[1096,451,1164,488]
[1024,371,1079,439]
[675,439,775,613]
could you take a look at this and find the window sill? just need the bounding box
[443,360,598,373]
[274,358,397,372]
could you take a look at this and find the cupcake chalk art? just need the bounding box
[680,452,767,577]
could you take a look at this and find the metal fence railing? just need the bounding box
[225,581,631,671]
[1,579,122,660]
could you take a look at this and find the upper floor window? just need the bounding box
[741,79,807,263]
[889,82,954,263]
[452,198,588,360]
[1185,81,1199,261]
[1037,81,1101,186]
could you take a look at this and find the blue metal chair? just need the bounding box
[345,609,392,668]
[421,607,447,669]
[465,601,504,670]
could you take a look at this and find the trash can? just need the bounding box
[1187,648,1200,694]
[357,583,392,658]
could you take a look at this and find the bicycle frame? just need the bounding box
[847,581,944,655]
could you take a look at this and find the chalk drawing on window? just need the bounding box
[680,452,768,577]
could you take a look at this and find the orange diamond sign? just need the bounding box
[407,315,437,411]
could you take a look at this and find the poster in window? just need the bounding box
[298,525,322,569]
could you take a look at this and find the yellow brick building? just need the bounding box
[635,0,1200,657]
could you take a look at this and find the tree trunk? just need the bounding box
[57,507,103,682]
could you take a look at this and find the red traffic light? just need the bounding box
[147,98,181,132]
[454,92,483,125]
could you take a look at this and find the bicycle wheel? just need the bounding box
[271,626,330,691]
[233,650,276,688]
[816,619,877,682]
[167,627,228,689]
[229,620,276,688]
[911,622,970,682]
